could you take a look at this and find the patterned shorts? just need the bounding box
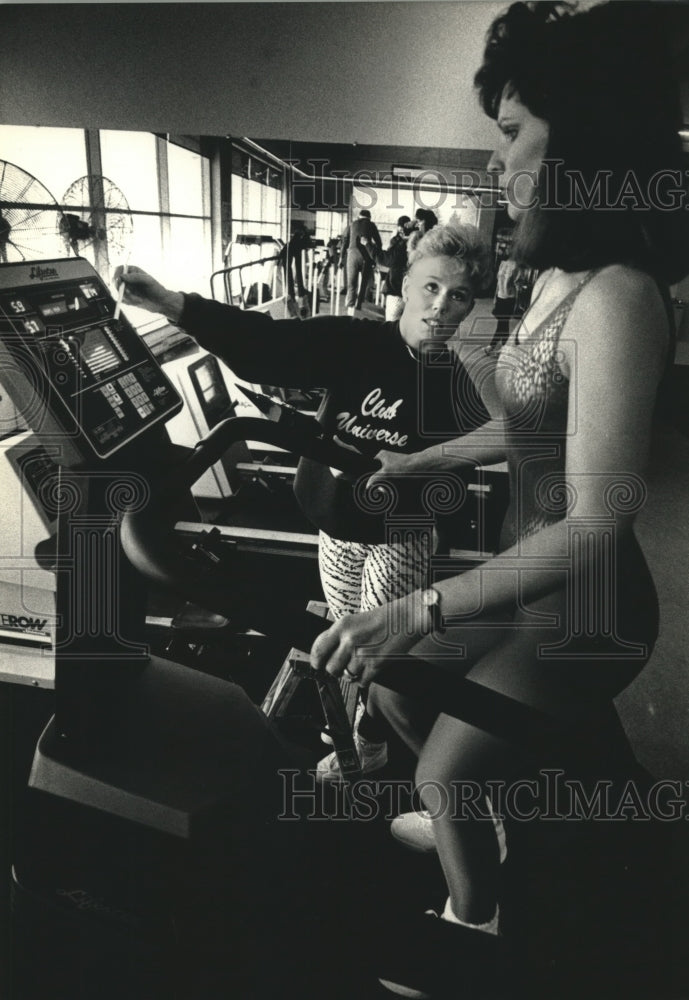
[318,529,435,619]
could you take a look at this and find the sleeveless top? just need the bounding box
[495,270,597,550]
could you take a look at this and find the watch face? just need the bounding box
[422,588,439,607]
[421,587,444,633]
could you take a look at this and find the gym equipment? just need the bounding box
[0,263,277,995]
[2,258,682,998]
[262,647,364,797]
[213,239,285,316]
[119,403,687,1000]
[0,257,180,463]
[0,256,386,997]
[161,348,250,498]
[0,430,58,590]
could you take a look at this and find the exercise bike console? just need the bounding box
[0,258,181,465]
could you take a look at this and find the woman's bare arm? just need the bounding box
[368,418,507,487]
[311,267,669,679]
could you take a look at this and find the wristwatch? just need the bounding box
[421,587,445,634]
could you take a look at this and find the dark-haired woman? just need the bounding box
[310,1,689,983]
[407,208,439,255]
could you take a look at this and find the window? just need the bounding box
[227,148,286,302]
[315,211,347,244]
[168,142,209,218]
[230,174,282,243]
[100,131,160,212]
[0,125,88,261]
[230,148,284,247]
[0,125,213,331]
[168,216,212,295]
[0,125,88,207]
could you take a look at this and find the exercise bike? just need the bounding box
[1,258,683,999]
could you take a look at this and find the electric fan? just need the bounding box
[0,160,64,263]
[59,176,134,279]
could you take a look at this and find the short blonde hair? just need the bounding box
[407,216,493,294]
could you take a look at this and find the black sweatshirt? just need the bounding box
[179,294,489,543]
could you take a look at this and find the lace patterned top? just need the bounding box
[495,271,597,549]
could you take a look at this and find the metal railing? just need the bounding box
[210,246,385,317]
[210,253,283,308]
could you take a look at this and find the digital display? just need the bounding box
[23,318,42,335]
[5,297,30,315]
[38,292,89,319]
[80,329,121,376]
[188,355,231,430]
[196,361,219,403]
[0,258,182,460]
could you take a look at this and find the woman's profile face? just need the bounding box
[487,90,549,221]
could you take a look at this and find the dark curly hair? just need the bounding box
[414,208,439,231]
[474,2,689,284]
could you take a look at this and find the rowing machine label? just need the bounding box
[0,612,50,636]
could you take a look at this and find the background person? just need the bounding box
[407,208,439,255]
[488,257,538,354]
[414,208,438,237]
[339,208,383,315]
[317,235,342,303]
[361,214,411,321]
[278,222,312,318]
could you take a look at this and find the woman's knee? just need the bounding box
[415,718,501,792]
[415,767,455,817]
[415,750,459,800]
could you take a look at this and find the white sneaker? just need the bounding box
[378,980,430,999]
[391,799,508,863]
[315,731,388,784]
[390,810,436,853]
